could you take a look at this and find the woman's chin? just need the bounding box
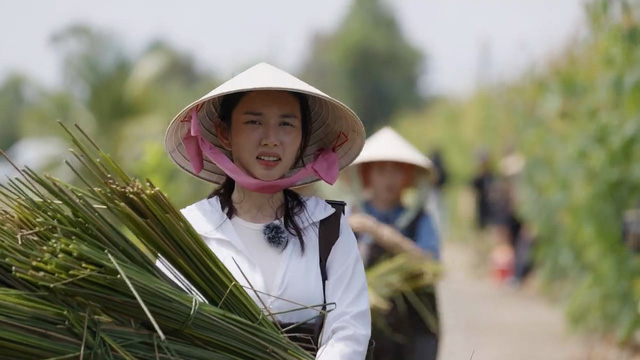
[249,169,288,182]
[256,175,282,182]
[248,162,296,182]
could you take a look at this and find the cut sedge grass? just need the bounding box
[0,123,312,359]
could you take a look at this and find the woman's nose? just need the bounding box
[261,124,279,146]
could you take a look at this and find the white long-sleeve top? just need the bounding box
[178,195,371,359]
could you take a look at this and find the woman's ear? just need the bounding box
[214,118,232,151]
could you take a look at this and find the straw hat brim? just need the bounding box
[350,126,434,176]
[165,63,365,187]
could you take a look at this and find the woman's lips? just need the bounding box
[256,155,281,168]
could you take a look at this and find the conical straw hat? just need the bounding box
[351,126,433,172]
[165,62,365,186]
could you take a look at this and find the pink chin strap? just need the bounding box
[181,108,346,194]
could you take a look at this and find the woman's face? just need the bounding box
[366,161,413,205]
[219,91,303,181]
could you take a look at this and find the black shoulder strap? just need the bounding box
[314,200,345,343]
[319,200,345,286]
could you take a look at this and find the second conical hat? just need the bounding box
[351,126,433,172]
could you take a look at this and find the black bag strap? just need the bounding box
[319,200,345,300]
[314,200,375,359]
[312,200,345,340]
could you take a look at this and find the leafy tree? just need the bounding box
[0,25,218,206]
[301,0,424,132]
[51,25,133,145]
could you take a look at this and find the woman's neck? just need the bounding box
[231,185,285,224]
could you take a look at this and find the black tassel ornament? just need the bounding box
[263,222,288,249]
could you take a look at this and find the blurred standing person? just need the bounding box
[498,149,533,284]
[486,172,515,283]
[470,149,517,282]
[427,149,448,238]
[471,149,495,230]
[348,127,440,360]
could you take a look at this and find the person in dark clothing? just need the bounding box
[430,150,448,190]
[428,149,449,236]
[471,151,496,230]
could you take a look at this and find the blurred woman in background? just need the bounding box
[346,127,440,360]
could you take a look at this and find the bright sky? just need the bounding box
[0,0,586,97]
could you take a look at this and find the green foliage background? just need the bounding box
[0,26,217,207]
[393,0,640,343]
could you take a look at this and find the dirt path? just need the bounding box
[437,241,585,360]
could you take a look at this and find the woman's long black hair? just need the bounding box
[208,91,313,252]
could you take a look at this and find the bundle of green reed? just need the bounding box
[365,252,440,332]
[0,124,313,359]
[349,211,441,331]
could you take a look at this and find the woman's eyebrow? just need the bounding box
[243,111,263,116]
[242,111,299,119]
[280,113,300,119]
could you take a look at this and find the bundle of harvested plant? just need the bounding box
[0,124,312,359]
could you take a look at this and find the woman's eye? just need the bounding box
[280,121,294,127]
[245,120,261,125]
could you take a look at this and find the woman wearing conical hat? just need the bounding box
[164,63,371,359]
[346,126,440,360]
